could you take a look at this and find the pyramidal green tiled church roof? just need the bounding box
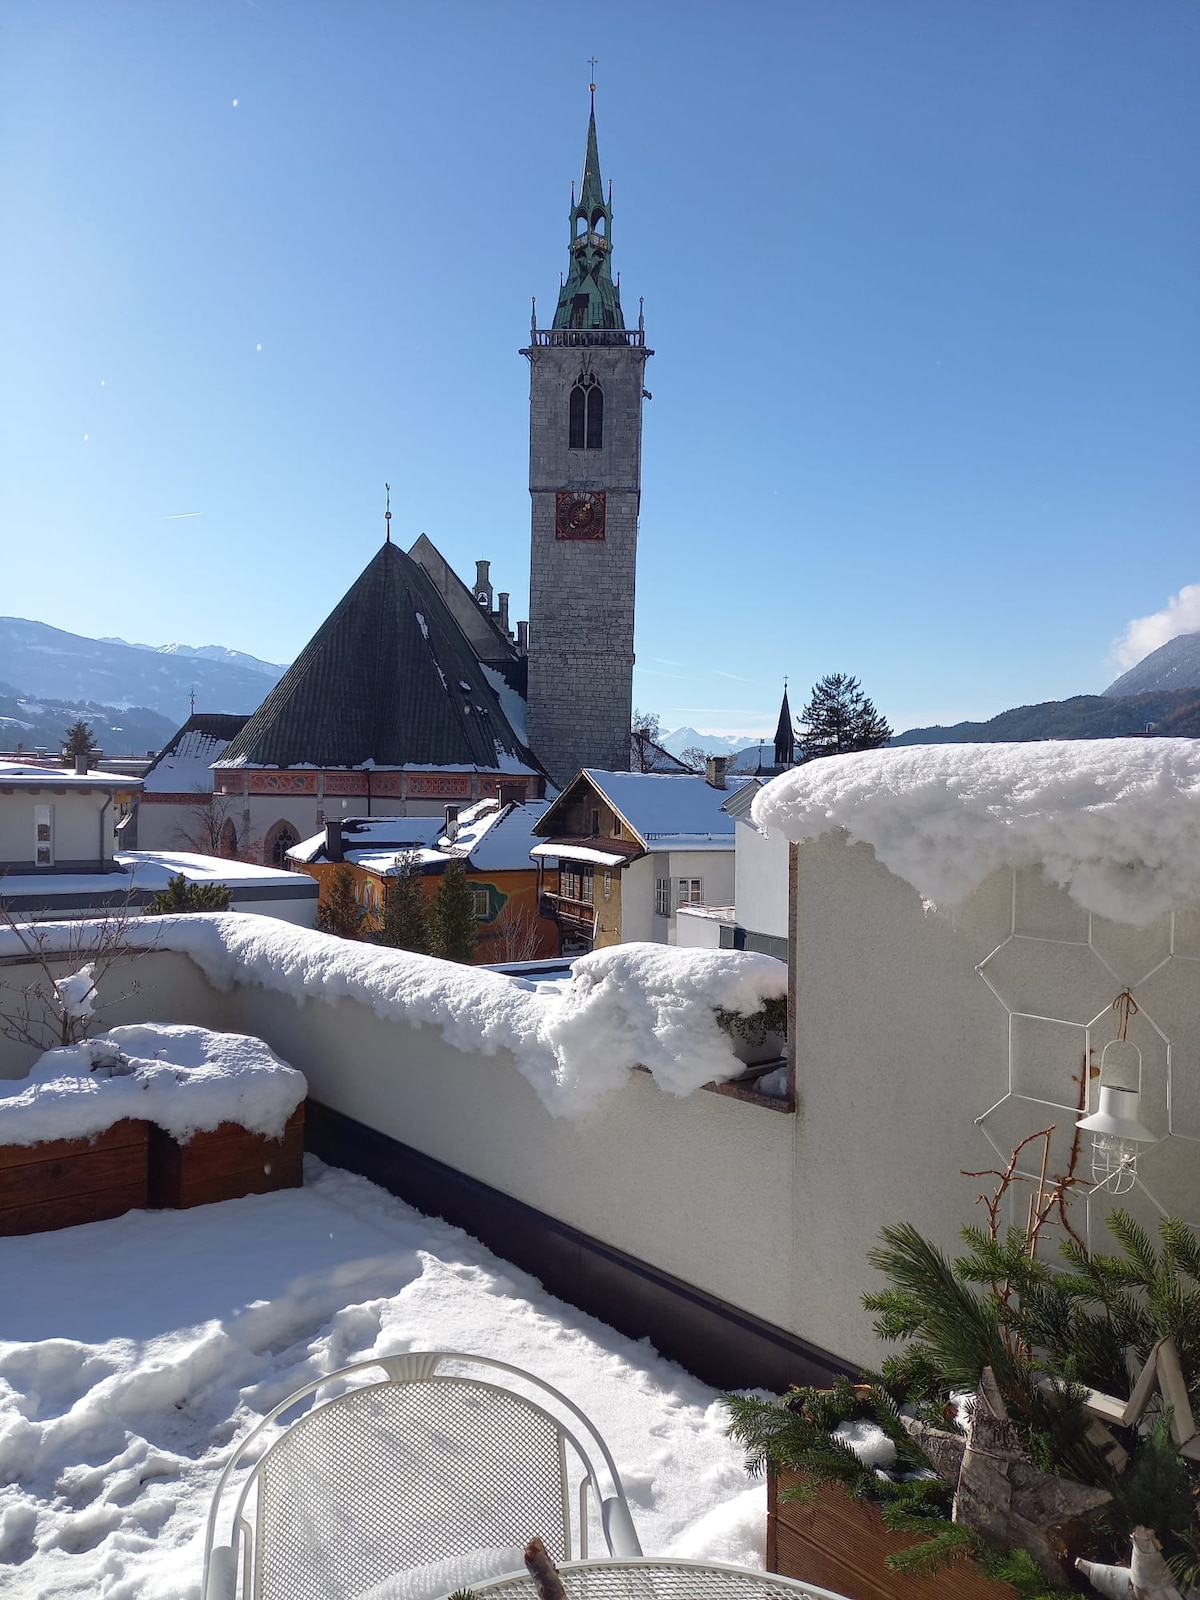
[218,541,539,775]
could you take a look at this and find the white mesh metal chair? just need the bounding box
[201,1350,643,1600]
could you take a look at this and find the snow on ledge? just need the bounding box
[751,738,1200,925]
[0,1023,306,1147]
[0,918,787,1119]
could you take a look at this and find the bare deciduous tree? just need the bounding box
[489,900,543,963]
[172,788,261,862]
[0,892,154,1052]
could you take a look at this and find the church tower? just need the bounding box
[523,95,652,787]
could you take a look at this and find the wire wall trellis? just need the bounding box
[973,868,1200,1250]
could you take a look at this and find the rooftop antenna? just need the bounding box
[384,482,392,544]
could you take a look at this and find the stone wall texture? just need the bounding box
[525,342,650,786]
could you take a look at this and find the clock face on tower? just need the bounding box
[555,490,606,541]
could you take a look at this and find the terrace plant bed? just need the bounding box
[0,1118,149,1237]
[767,1471,1014,1600]
[0,1020,308,1232]
[147,1101,305,1210]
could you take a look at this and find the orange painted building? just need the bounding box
[289,799,559,964]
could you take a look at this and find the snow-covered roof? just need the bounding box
[117,851,313,890]
[288,816,446,865]
[0,854,316,912]
[463,799,549,872]
[0,760,142,790]
[290,800,550,876]
[530,842,632,868]
[140,715,248,794]
[753,738,1200,925]
[578,770,741,848]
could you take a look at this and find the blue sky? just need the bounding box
[2,1,1197,738]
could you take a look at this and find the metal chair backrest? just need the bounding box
[202,1351,642,1600]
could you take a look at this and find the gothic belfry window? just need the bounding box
[569,372,603,450]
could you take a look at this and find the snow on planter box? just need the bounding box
[0,1023,307,1234]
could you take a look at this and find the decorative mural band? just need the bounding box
[408,775,472,797]
[218,770,525,801]
[249,773,318,794]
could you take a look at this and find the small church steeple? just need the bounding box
[553,88,624,332]
[774,681,795,768]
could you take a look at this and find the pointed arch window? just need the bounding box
[569,374,603,450]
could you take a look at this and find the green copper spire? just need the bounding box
[552,97,625,332]
[579,104,605,214]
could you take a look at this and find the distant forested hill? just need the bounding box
[893,689,1200,746]
[0,683,176,756]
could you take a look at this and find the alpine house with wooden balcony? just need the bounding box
[530,761,741,953]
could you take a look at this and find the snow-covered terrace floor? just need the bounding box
[0,1160,764,1600]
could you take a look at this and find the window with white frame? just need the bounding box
[35,805,54,867]
[677,877,703,907]
[469,887,491,919]
[655,877,670,917]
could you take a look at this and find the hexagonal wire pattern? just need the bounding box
[974,868,1200,1248]
[470,1559,852,1600]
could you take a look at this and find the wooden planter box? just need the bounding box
[0,1119,149,1237]
[147,1102,305,1210]
[768,1470,1014,1600]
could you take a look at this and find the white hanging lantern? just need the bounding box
[1077,990,1155,1195]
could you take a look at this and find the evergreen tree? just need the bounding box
[144,873,233,914]
[428,860,477,963]
[797,673,892,761]
[379,853,430,954]
[62,718,99,767]
[318,864,365,939]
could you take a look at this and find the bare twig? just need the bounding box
[523,1537,567,1600]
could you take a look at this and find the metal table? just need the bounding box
[469,1558,852,1600]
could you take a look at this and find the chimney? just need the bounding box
[324,820,344,863]
[74,751,87,776]
[517,620,529,656]
[705,756,728,790]
[444,804,460,842]
[474,560,492,607]
[497,591,510,632]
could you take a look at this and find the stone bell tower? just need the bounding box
[523,94,652,788]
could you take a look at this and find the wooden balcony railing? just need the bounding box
[540,891,597,929]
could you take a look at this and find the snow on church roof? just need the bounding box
[753,737,1200,925]
[141,714,249,794]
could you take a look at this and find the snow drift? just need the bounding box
[752,737,1200,925]
[0,920,786,1120]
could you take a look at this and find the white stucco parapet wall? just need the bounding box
[0,917,784,1121]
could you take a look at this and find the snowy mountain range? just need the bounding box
[658,725,767,760]
[0,618,287,728]
[98,637,285,676]
[1103,631,1200,698]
